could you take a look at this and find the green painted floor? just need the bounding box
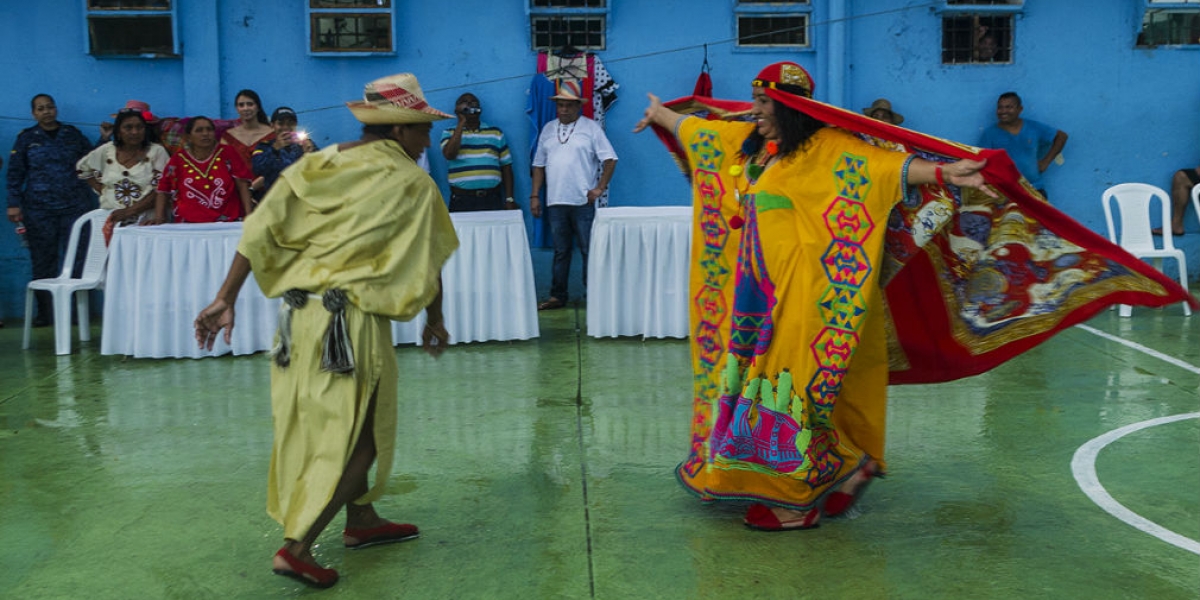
[1,306,1197,599]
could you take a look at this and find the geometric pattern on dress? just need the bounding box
[833,152,871,201]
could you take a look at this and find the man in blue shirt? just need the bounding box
[979,92,1068,199]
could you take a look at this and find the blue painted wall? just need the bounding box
[1,1,1197,319]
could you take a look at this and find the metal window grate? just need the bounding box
[1138,10,1200,45]
[737,15,809,47]
[942,14,1012,63]
[531,15,605,50]
[311,14,392,52]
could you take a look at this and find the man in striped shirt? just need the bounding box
[440,93,515,212]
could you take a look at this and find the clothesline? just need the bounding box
[0,2,938,128]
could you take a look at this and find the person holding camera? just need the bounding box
[250,106,318,199]
[440,93,515,212]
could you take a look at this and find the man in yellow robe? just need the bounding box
[194,73,458,589]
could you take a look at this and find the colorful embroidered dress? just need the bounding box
[157,145,252,223]
[677,118,908,510]
[76,142,169,223]
[656,95,1195,513]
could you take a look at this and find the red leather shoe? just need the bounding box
[344,521,420,549]
[272,547,338,589]
[743,502,820,531]
[823,460,881,518]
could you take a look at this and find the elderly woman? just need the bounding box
[220,89,275,168]
[154,116,253,223]
[635,62,992,531]
[77,107,169,226]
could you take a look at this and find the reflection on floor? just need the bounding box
[1,307,1197,599]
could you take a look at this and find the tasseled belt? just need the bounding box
[271,288,355,374]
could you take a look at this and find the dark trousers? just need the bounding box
[449,185,505,212]
[548,203,595,301]
[24,206,91,322]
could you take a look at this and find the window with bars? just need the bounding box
[735,1,812,49]
[940,1,1022,64]
[308,0,394,54]
[1138,1,1200,46]
[85,0,177,57]
[529,0,608,51]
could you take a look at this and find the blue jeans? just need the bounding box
[548,203,595,301]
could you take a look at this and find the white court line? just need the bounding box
[1071,413,1200,556]
[1075,324,1200,375]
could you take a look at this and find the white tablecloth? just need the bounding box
[101,223,280,358]
[392,210,539,345]
[587,206,692,339]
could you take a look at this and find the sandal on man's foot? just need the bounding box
[823,459,881,518]
[272,547,339,589]
[344,521,420,549]
[538,297,566,311]
[743,503,820,531]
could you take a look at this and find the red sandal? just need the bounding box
[823,459,881,518]
[344,521,420,549]
[743,502,821,531]
[272,547,338,589]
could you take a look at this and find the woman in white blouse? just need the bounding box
[77,108,169,225]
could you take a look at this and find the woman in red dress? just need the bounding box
[220,89,275,168]
[153,116,254,223]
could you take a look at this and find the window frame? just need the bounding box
[733,0,814,52]
[528,1,610,52]
[937,1,1023,65]
[1138,0,1200,48]
[306,0,396,57]
[82,0,179,58]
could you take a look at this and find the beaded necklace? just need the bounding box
[556,120,577,144]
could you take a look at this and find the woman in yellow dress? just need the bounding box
[635,62,992,531]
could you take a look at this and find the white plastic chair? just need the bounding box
[1101,184,1190,317]
[22,209,113,354]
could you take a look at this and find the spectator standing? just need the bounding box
[440,93,515,212]
[530,81,617,311]
[6,93,95,327]
[220,89,275,168]
[250,107,318,198]
[978,92,1067,199]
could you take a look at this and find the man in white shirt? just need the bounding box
[530,80,617,310]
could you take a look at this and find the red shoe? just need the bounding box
[743,503,820,531]
[823,460,881,518]
[272,547,338,589]
[344,521,420,549]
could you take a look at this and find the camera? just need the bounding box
[462,107,482,115]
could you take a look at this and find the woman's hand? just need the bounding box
[943,159,996,197]
[633,93,684,135]
[110,206,134,223]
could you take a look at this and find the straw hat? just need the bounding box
[346,73,452,124]
[862,98,904,125]
[550,79,584,102]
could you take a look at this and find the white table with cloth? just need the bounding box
[392,210,539,345]
[101,223,281,359]
[587,206,692,339]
